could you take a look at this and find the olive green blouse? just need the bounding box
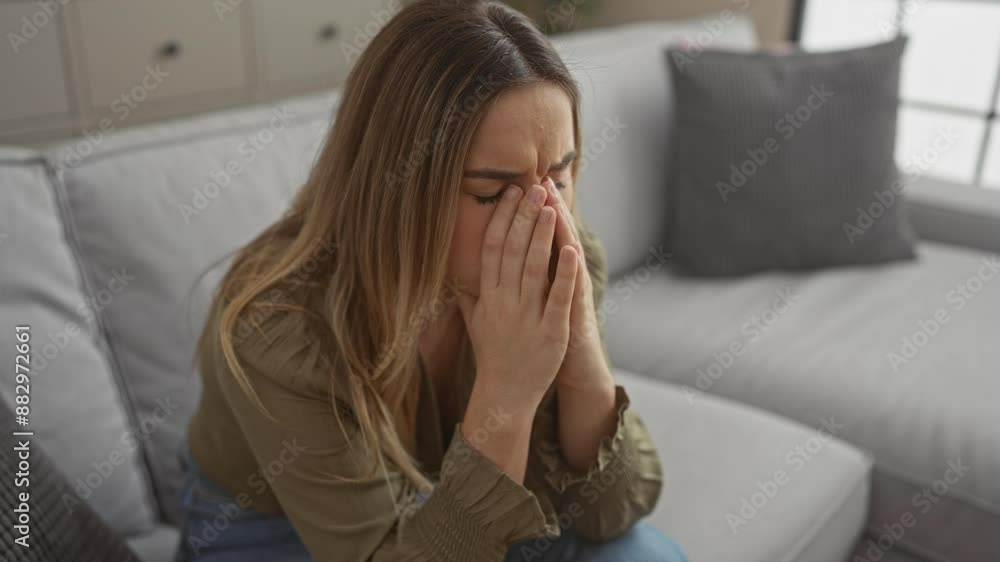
[184,223,664,562]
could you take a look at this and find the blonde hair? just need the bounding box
[194,0,583,493]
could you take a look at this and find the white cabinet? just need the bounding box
[252,0,391,90]
[0,0,397,145]
[76,0,247,108]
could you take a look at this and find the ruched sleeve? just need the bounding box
[213,299,558,562]
[528,383,664,541]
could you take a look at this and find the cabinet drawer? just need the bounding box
[76,0,246,108]
[0,3,71,123]
[251,0,396,87]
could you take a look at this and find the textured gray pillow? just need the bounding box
[665,36,916,276]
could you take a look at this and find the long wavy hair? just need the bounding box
[194,0,583,493]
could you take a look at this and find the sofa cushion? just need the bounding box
[42,91,338,524]
[615,369,871,562]
[0,149,157,536]
[126,524,181,562]
[603,241,1000,561]
[550,17,757,279]
[665,36,917,275]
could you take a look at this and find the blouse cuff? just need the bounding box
[536,384,639,494]
[411,422,556,558]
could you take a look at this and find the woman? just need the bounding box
[175,1,688,561]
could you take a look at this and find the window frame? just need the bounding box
[790,0,1000,188]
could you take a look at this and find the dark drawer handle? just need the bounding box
[318,24,338,41]
[159,40,181,59]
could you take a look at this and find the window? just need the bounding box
[796,0,1000,189]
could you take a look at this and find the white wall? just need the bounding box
[592,0,793,45]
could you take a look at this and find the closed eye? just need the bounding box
[475,180,568,206]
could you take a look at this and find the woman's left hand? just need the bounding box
[541,176,614,391]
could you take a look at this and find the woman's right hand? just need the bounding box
[456,183,580,411]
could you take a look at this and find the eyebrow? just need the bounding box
[463,150,578,180]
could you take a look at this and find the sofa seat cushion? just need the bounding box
[603,241,1000,561]
[614,369,871,562]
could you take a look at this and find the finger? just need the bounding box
[499,184,547,296]
[455,288,476,324]
[544,177,582,252]
[544,177,578,237]
[541,178,570,283]
[480,185,523,292]
[522,205,557,302]
[543,245,578,328]
[572,249,590,312]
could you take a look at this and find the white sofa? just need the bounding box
[562,19,1000,562]
[0,16,996,562]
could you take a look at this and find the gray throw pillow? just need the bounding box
[665,36,916,276]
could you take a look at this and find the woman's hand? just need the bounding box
[456,183,580,411]
[541,176,614,392]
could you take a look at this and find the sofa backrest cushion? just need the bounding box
[43,92,338,524]
[0,149,157,536]
[552,17,758,278]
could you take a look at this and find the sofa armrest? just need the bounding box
[906,175,1000,254]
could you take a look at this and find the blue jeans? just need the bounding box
[174,443,688,562]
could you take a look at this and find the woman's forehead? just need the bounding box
[465,83,574,168]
